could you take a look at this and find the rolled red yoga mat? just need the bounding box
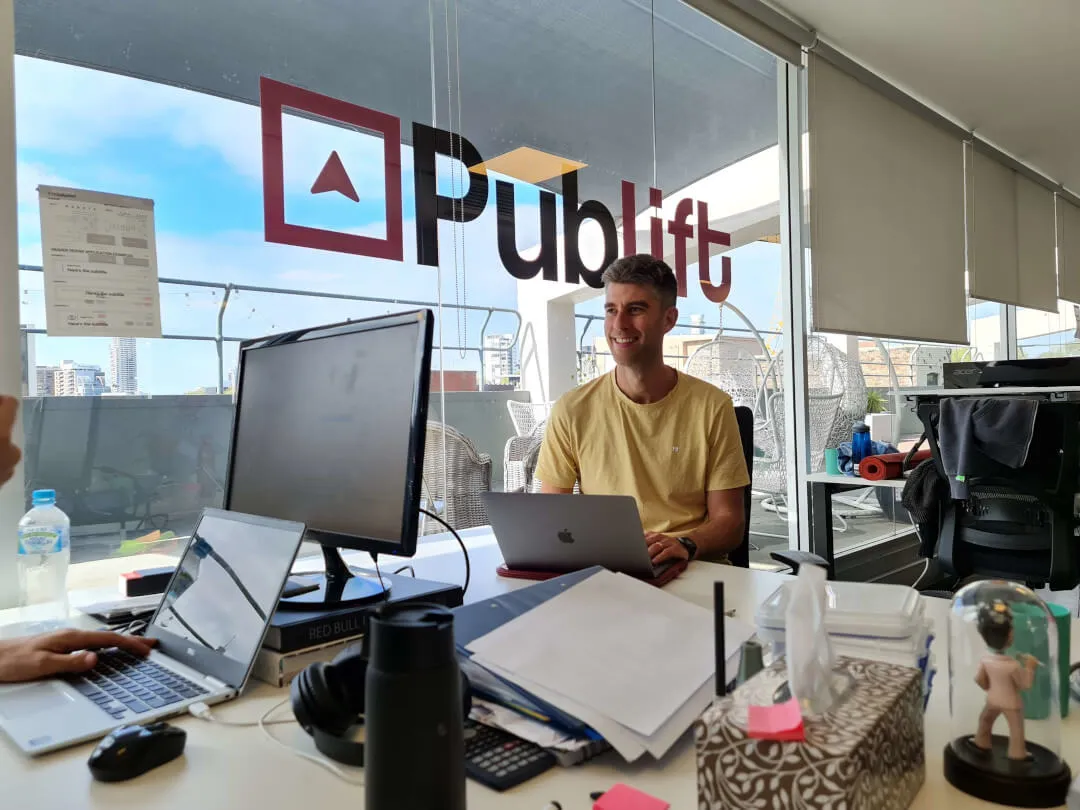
[859,450,932,481]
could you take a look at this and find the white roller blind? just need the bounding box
[1016,175,1058,312]
[968,148,1018,305]
[808,54,967,344]
[968,149,1059,312]
[1057,196,1080,304]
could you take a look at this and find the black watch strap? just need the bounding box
[677,536,698,561]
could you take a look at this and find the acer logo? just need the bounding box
[261,77,733,302]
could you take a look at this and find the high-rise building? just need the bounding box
[36,365,58,397]
[483,333,519,387]
[109,337,138,395]
[688,314,705,335]
[53,361,106,396]
[20,325,36,396]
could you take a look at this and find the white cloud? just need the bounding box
[15,56,413,197]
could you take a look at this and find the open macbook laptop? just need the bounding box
[482,492,674,579]
[0,508,305,756]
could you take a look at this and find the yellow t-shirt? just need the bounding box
[535,371,750,535]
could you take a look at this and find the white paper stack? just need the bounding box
[465,569,755,761]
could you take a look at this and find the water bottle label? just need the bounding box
[18,527,65,555]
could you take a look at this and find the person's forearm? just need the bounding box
[685,515,744,558]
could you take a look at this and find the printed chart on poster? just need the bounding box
[38,185,163,338]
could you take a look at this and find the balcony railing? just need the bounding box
[18,265,523,392]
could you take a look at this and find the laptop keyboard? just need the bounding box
[65,649,209,720]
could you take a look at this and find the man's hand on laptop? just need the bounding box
[0,629,156,683]
[646,532,689,565]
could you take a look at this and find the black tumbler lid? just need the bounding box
[853,422,870,432]
[368,602,456,674]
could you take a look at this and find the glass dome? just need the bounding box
[945,580,1071,807]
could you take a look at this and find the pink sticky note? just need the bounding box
[593,783,670,810]
[747,698,805,741]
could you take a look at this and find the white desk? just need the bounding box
[0,530,1075,809]
[805,472,908,490]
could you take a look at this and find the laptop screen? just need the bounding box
[146,509,305,689]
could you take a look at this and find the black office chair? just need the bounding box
[728,406,754,569]
[916,399,1080,591]
[729,405,829,573]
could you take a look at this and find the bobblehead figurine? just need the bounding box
[973,599,1039,761]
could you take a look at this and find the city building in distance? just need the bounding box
[109,337,138,394]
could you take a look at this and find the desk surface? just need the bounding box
[0,530,1074,809]
[805,472,908,490]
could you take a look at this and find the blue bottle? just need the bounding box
[851,423,872,476]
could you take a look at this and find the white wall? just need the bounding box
[0,0,22,608]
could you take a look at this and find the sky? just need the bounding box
[15,56,786,394]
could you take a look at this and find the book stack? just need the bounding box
[251,571,463,688]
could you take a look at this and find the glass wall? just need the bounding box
[802,299,1004,555]
[9,0,793,568]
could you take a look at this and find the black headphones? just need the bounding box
[290,614,472,766]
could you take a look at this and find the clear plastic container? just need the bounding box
[16,489,71,630]
[944,580,1071,806]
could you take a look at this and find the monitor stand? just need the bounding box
[280,546,390,610]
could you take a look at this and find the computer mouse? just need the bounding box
[88,722,186,782]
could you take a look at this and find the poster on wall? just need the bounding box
[37,185,163,338]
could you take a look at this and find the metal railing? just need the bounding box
[19,265,522,391]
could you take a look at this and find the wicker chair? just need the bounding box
[763,337,867,454]
[684,338,768,415]
[507,400,551,438]
[421,421,492,534]
[754,390,843,524]
[504,421,547,492]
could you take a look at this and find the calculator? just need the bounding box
[464,717,557,791]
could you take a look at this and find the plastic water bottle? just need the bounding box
[17,489,71,627]
[851,422,872,477]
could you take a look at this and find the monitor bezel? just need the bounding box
[223,310,433,558]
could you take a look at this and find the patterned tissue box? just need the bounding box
[695,656,925,810]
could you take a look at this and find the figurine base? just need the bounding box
[944,735,1071,808]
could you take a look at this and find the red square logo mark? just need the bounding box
[260,77,404,260]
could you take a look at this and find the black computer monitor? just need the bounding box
[224,310,433,608]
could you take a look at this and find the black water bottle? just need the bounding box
[364,603,466,810]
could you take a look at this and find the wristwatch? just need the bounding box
[676,536,698,561]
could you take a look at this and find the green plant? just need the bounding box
[865,389,887,414]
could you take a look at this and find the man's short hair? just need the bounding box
[601,254,678,310]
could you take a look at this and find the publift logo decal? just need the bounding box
[260,76,734,302]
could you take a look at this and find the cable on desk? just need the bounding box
[420,508,470,596]
[188,701,295,727]
[392,565,416,577]
[258,697,365,786]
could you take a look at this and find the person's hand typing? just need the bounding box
[645,531,689,565]
[0,629,157,683]
[0,396,20,487]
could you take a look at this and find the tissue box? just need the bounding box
[695,656,924,810]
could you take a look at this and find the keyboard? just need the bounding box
[65,649,209,721]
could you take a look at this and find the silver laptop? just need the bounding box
[482,493,666,578]
[0,508,305,756]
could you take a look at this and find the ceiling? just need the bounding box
[14,0,779,206]
[772,0,1080,193]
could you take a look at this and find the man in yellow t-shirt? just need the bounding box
[535,255,750,565]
